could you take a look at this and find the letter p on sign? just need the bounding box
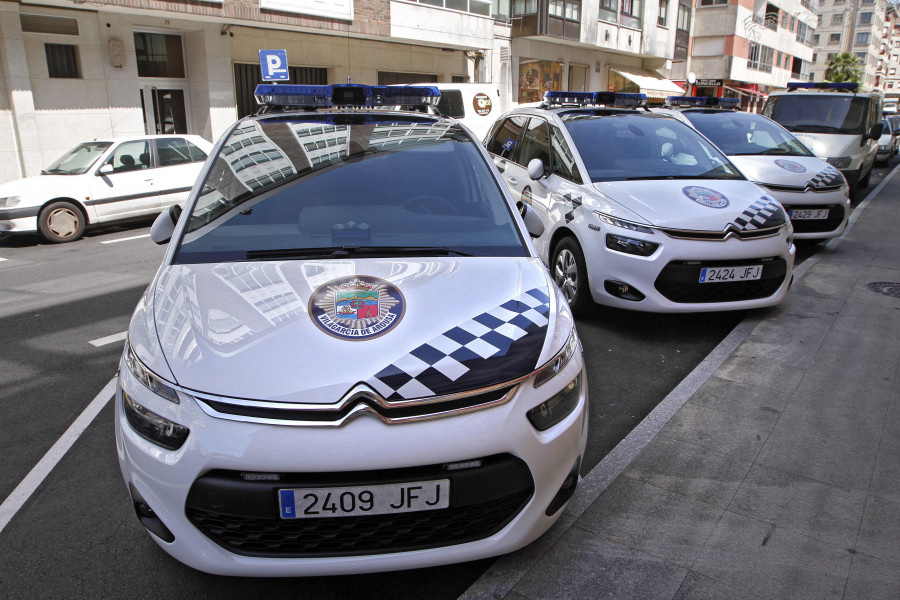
[259,49,289,81]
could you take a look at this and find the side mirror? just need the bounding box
[150,204,182,245]
[527,158,546,181]
[870,123,884,140]
[516,201,545,238]
[97,163,114,176]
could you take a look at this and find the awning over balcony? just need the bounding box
[609,67,686,99]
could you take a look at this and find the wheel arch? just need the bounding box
[40,197,90,224]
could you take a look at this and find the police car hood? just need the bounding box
[727,156,846,189]
[139,258,561,404]
[790,132,858,160]
[594,179,787,231]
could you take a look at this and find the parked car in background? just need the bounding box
[875,117,898,166]
[483,91,796,314]
[0,134,211,243]
[655,97,850,241]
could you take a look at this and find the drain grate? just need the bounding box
[866,282,900,298]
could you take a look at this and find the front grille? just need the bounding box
[655,257,787,303]
[659,225,781,241]
[186,454,534,557]
[783,204,845,234]
[763,183,843,193]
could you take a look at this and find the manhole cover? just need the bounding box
[866,282,900,298]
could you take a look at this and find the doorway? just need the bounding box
[140,88,188,134]
[568,65,588,92]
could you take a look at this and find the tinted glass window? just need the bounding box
[550,126,582,183]
[436,90,466,118]
[486,115,528,160]
[766,95,872,135]
[684,111,813,156]
[175,116,526,263]
[519,118,551,167]
[563,114,743,183]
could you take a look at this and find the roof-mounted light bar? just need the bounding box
[545,91,647,108]
[786,82,859,92]
[254,84,441,108]
[666,96,740,108]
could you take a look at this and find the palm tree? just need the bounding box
[825,52,863,83]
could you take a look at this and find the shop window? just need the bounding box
[45,44,80,78]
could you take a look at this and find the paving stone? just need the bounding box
[772,398,887,454]
[791,261,862,301]
[577,477,723,569]
[754,293,843,335]
[729,463,868,547]
[842,553,900,600]
[856,496,900,567]
[692,511,852,600]
[788,360,894,416]
[685,376,790,428]
[870,450,900,504]
[623,429,755,509]
[671,571,757,600]
[659,402,771,458]
[832,301,900,344]
[511,526,687,600]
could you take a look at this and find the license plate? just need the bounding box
[789,208,829,220]
[278,479,450,519]
[699,265,762,283]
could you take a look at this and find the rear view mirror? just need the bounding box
[527,158,546,180]
[150,204,182,245]
[870,122,884,140]
[97,163,114,176]
[516,201,545,238]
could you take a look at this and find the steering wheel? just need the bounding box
[401,195,458,215]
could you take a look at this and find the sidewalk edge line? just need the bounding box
[458,165,898,600]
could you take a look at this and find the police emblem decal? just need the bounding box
[774,159,807,173]
[310,276,404,340]
[682,186,729,209]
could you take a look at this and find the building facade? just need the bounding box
[808,0,889,90]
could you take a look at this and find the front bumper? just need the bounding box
[762,187,850,240]
[115,352,588,576]
[0,211,38,234]
[578,225,795,313]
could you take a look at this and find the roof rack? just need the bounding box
[253,84,442,110]
[786,82,859,92]
[665,96,740,109]
[544,91,647,108]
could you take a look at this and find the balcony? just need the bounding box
[390,1,494,48]
[512,0,582,42]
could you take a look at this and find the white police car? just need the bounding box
[654,97,850,240]
[0,135,211,243]
[484,91,796,314]
[116,84,587,576]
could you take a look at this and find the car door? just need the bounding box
[88,139,159,221]
[486,115,529,201]
[153,137,209,208]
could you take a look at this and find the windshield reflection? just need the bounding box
[684,112,813,157]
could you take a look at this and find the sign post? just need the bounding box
[259,49,289,82]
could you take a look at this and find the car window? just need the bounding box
[43,142,112,175]
[156,138,196,167]
[174,116,528,263]
[550,126,582,183]
[187,140,208,161]
[563,114,744,183]
[485,115,528,161]
[519,118,551,168]
[684,112,813,157]
[766,95,871,135]
[436,90,465,119]
[107,140,150,172]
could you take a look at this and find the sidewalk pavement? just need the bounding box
[461,169,900,600]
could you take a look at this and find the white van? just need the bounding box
[392,83,501,141]
[763,82,883,197]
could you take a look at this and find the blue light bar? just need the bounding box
[254,84,441,108]
[545,91,647,108]
[666,96,740,108]
[786,82,859,92]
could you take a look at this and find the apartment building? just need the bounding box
[878,5,899,106]
[0,0,689,184]
[689,0,817,112]
[809,0,885,90]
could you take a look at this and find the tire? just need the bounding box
[551,236,592,317]
[859,166,872,189]
[38,201,85,243]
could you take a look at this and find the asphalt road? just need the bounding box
[0,160,891,599]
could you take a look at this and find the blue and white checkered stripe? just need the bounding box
[731,196,786,230]
[806,166,843,189]
[368,287,551,400]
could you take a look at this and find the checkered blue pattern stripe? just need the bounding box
[368,287,551,400]
[807,166,843,189]
[731,196,786,231]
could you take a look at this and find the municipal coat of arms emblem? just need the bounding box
[309,276,404,340]
[774,159,807,173]
[682,186,729,209]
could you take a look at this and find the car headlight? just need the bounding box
[0,196,21,208]
[122,391,189,450]
[534,329,579,388]
[124,342,180,404]
[594,211,655,234]
[826,156,852,169]
[527,374,582,431]
[606,233,659,256]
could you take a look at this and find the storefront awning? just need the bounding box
[609,67,686,99]
[724,85,768,98]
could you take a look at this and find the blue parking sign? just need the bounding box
[259,49,289,81]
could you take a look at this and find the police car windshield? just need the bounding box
[683,112,813,157]
[767,95,870,135]
[42,142,112,175]
[562,114,743,183]
[174,115,527,263]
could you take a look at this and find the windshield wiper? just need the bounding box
[245,246,481,260]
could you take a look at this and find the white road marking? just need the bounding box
[0,377,117,535]
[100,234,150,244]
[89,331,128,347]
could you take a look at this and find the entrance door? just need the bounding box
[568,65,588,92]
[140,87,189,135]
